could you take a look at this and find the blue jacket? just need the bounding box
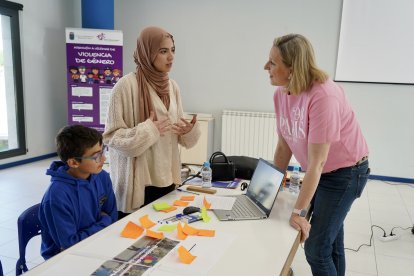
[39,161,117,260]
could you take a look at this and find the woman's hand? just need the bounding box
[149,111,171,136]
[172,114,197,135]
[290,214,311,242]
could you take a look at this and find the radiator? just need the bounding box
[221,110,277,161]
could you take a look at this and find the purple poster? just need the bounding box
[65,28,123,132]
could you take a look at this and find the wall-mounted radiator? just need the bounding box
[221,110,277,161]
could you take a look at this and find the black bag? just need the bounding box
[211,154,259,180]
[209,151,236,181]
[228,156,259,180]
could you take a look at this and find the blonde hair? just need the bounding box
[273,34,328,95]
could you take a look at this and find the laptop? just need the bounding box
[213,158,285,221]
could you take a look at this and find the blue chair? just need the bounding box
[16,203,41,275]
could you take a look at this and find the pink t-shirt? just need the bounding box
[273,79,369,173]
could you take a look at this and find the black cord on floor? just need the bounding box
[345,225,386,252]
[377,180,414,235]
[390,226,413,236]
[345,224,414,252]
[300,223,413,253]
[299,180,414,254]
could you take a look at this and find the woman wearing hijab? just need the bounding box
[104,26,200,218]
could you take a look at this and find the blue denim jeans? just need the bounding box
[304,160,370,276]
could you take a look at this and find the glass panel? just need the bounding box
[0,14,19,152]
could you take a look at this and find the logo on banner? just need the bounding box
[97,33,106,40]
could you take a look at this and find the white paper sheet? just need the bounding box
[38,254,105,276]
[193,195,236,210]
[147,232,235,276]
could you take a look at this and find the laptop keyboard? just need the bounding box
[230,196,264,218]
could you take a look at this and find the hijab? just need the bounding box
[133,26,174,123]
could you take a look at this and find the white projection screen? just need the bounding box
[335,0,414,84]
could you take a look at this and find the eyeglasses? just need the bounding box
[74,145,107,163]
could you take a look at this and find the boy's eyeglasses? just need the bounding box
[74,145,107,163]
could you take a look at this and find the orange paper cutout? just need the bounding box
[120,221,144,239]
[203,196,211,209]
[160,206,177,213]
[177,222,187,240]
[178,246,197,264]
[182,223,199,236]
[180,195,195,201]
[146,229,165,240]
[174,200,189,207]
[197,229,215,237]
[139,214,156,229]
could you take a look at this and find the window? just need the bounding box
[0,0,25,159]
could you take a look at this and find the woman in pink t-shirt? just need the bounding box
[264,34,370,276]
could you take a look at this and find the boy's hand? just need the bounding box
[100,211,108,217]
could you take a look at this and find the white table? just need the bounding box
[26,185,300,276]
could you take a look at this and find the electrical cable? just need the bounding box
[389,226,413,236]
[179,171,201,187]
[377,180,414,234]
[346,224,414,253]
[300,223,412,254]
[345,225,386,252]
[377,180,414,235]
[299,180,413,254]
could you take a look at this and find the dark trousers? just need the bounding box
[117,184,176,220]
[304,160,370,276]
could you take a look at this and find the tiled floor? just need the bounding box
[0,158,54,276]
[292,179,414,276]
[1,158,414,275]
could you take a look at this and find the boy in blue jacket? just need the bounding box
[39,125,117,260]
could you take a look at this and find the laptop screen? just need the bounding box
[246,158,285,215]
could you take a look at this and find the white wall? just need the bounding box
[2,0,413,180]
[115,0,414,179]
[0,0,81,165]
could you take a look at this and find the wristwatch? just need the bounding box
[292,208,307,217]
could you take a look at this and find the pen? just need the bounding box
[159,213,201,224]
[159,213,185,223]
[189,243,196,252]
[176,188,200,195]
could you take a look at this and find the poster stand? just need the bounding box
[65,28,123,132]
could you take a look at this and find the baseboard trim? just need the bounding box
[0,152,57,170]
[286,166,414,184]
[368,174,414,184]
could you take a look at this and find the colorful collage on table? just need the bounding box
[91,236,179,275]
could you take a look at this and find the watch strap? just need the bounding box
[293,208,307,217]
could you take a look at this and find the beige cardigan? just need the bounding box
[103,72,200,213]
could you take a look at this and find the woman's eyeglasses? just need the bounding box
[75,145,107,163]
